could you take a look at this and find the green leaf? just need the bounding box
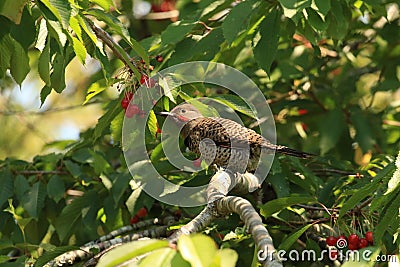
[253,8,281,75]
[213,249,238,267]
[319,109,345,155]
[130,37,150,65]
[111,173,131,207]
[350,108,376,152]
[38,37,51,86]
[260,196,315,218]
[55,191,98,242]
[83,82,106,105]
[161,21,197,45]
[71,36,87,64]
[40,85,52,106]
[0,0,29,24]
[222,0,257,44]
[64,160,82,178]
[14,175,30,201]
[94,99,121,142]
[339,163,395,217]
[0,169,14,208]
[138,248,177,267]
[50,51,66,93]
[312,0,331,16]
[47,175,65,203]
[39,0,71,28]
[210,94,257,119]
[110,110,124,143]
[10,38,29,85]
[147,110,158,138]
[22,181,46,219]
[278,223,313,251]
[91,0,114,12]
[306,8,328,31]
[97,239,169,267]
[178,234,217,267]
[374,190,400,245]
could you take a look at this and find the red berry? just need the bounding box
[156,55,163,62]
[348,234,359,245]
[298,109,308,115]
[359,238,368,248]
[121,98,129,109]
[336,235,347,249]
[348,242,359,250]
[365,231,373,244]
[140,74,156,88]
[125,92,134,101]
[193,158,201,168]
[326,236,337,246]
[125,104,140,118]
[139,110,146,118]
[130,215,140,224]
[136,207,147,218]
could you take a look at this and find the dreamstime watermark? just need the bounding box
[122,61,277,207]
[257,246,399,263]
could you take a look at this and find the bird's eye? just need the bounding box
[181,109,186,113]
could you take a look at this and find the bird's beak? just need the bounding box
[157,111,174,117]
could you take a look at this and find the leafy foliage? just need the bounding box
[0,0,399,266]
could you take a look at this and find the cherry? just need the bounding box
[359,238,368,248]
[156,55,163,62]
[125,92,134,101]
[121,98,129,109]
[125,104,140,118]
[348,234,359,246]
[136,207,147,218]
[140,75,156,88]
[326,236,337,246]
[193,158,201,168]
[298,109,308,115]
[130,215,140,224]
[329,249,338,260]
[365,231,373,244]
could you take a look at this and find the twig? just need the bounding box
[13,170,68,175]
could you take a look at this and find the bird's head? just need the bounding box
[159,103,203,127]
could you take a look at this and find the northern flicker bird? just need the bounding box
[160,103,311,174]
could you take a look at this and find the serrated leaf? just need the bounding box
[222,0,257,44]
[50,51,66,93]
[374,190,400,244]
[161,21,197,45]
[306,8,328,31]
[253,8,281,75]
[278,224,313,251]
[319,109,345,155]
[10,38,29,85]
[83,82,106,105]
[94,99,121,142]
[339,163,395,217]
[40,85,52,106]
[0,0,29,24]
[97,239,169,267]
[312,0,331,16]
[178,234,217,267]
[14,175,29,201]
[147,110,158,138]
[260,196,315,218]
[91,0,114,11]
[38,37,51,86]
[39,0,71,28]
[138,247,177,267]
[130,37,149,65]
[210,94,257,119]
[89,150,110,175]
[0,169,14,208]
[111,173,131,207]
[22,182,46,219]
[55,191,98,242]
[110,110,124,143]
[77,14,98,46]
[71,36,87,64]
[350,108,376,152]
[64,160,82,178]
[47,20,67,48]
[47,175,65,203]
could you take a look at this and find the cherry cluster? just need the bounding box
[130,207,148,224]
[120,92,145,118]
[326,231,374,250]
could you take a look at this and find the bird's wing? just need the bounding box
[185,117,257,150]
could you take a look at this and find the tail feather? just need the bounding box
[275,145,313,159]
